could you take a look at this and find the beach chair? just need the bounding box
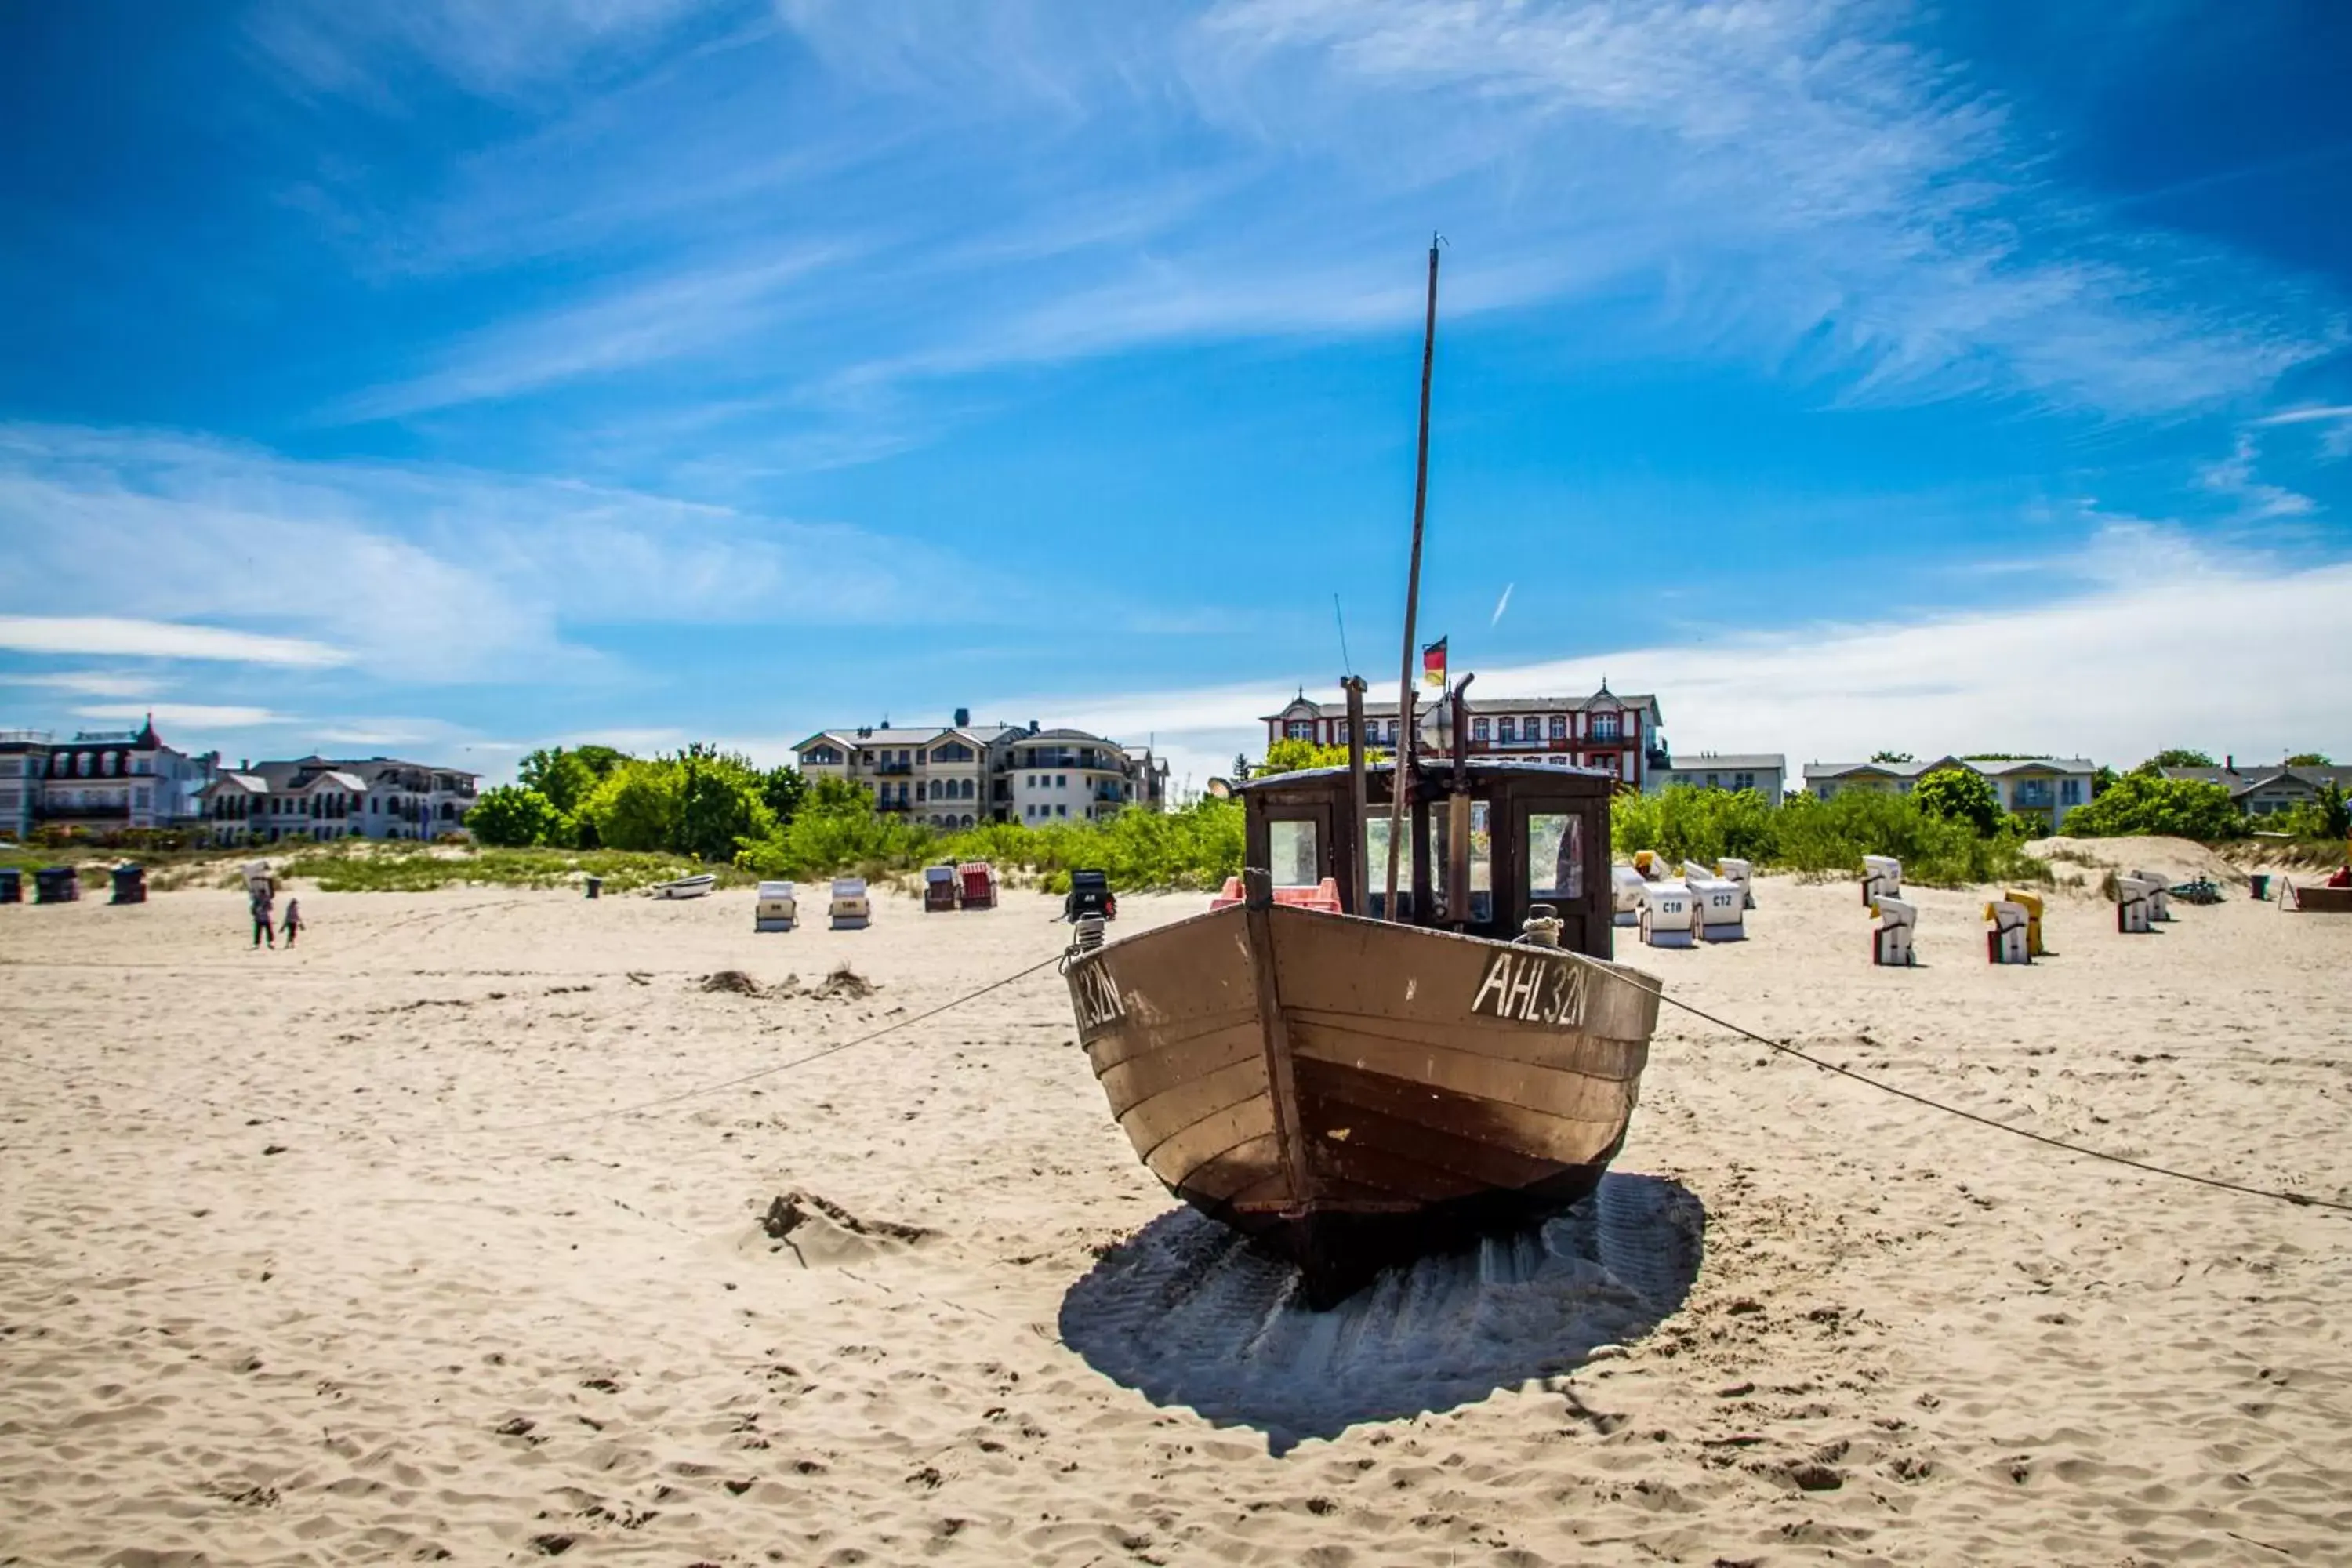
[242,861,274,898]
[1632,849,1667,881]
[1610,865,1646,927]
[1637,879,1695,949]
[109,864,147,906]
[1689,874,1746,942]
[1210,876,1343,913]
[1861,855,1901,906]
[2115,875,2161,934]
[923,865,958,913]
[1064,869,1116,924]
[2000,888,2045,956]
[956,862,998,911]
[0,867,20,904]
[753,880,797,933]
[2278,880,2352,913]
[828,877,871,931]
[34,866,79,905]
[1717,857,1756,909]
[2129,870,2172,922]
[1984,898,2031,964]
[1871,896,1916,967]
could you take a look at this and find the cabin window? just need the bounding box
[1526,812,1584,902]
[1285,720,1314,741]
[1429,800,1494,920]
[1267,818,1320,887]
[1549,715,1567,739]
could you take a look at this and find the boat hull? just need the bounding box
[1067,902,1661,1307]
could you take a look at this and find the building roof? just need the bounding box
[1015,728,1123,745]
[1265,690,1662,723]
[2161,764,2350,793]
[1806,756,2092,782]
[1658,753,1786,771]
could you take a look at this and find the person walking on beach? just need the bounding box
[250,883,276,949]
[280,897,303,949]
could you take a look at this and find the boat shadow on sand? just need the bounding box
[1058,1171,1705,1455]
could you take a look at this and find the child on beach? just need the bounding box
[281,898,303,948]
[250,884,275,949]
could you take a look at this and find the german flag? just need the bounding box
[1421,637,1447,691]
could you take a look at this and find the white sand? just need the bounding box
[2,877,2348,1565]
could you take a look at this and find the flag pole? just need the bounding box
[1383,234,1441,923]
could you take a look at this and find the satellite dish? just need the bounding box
[1205,777,1235,800]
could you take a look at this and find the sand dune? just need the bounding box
[2,877,2347,1565]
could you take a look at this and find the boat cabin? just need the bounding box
[1237,757,1617,957]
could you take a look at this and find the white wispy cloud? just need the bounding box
[0,616,350,667]
[0,423,1038,685]
[75,703,297,728]
[253,0,2343,474]
[1007,525,2352,793]
[0,669,167,698]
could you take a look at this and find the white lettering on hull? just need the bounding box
[1069,958,1127,1040]
[1469,949,1588,1029]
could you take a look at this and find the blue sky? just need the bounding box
[3,0,2350,792]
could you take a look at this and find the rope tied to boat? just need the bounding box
[1657,991,2352,1217]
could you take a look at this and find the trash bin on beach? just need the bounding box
[2249,873,2270,902]
[584,875,604,900]
[0,868,20,904]
[110,864,147,905]
[34,866,79,904]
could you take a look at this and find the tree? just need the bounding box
[1232,753,1253,783]
[1911,766,2002,837]
[578,759,684,851]
[760,764,809,825]
[677,751,775,862]
[2285,752,2332,767]
[2092,764,2119,798]
[2057,775,2245,840]
[1256,738,1352,775]
[466,786,566,847]
[1870,750,1915,764]
[519,747,601,815]
[2142,748,2216,771]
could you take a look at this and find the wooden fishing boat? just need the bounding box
[651,873,717,900]
[1063,238,1663,1305]
[1065,757,1662,1307]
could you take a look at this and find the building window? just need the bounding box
[1056,775,1067,789]
[1472,717,1490,741]
[2061,779,2082,805]
[1497,717,1514,742]
[1057,804,1068,818]
[1592,714,1620,741]
[1734,772,1755,791]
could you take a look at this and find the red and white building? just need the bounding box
[1260,684,1666,789]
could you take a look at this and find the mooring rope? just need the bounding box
[1656,991,2352,1216]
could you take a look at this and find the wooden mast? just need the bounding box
[1382,234,1441,922]
[1342,675,1370,916]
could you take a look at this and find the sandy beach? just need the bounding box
[3,859,2349,1566]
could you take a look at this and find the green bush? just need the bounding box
[281,844,744,893]
[2058,775,2245,840]
[466,785,568,848]
[1613,785,2046,887]
[1912,766,2002,836]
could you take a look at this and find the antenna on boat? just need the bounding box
[1382,232,1443,923]
[1333,593,1355,677]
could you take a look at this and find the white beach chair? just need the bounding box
[1717,857,1756,909]
[1689,875,1747,942]
[754,880,797,933]
[829,876,871,931]
[1638,879,1696,949]
[1871,895,1916,967]
[1983,898,2031,964]
[1861,855,1902,907]
[2116,875,2161,935]
[1632,849,1668,881]
[2130,870,2172,922]
[1610,865,1646,927]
